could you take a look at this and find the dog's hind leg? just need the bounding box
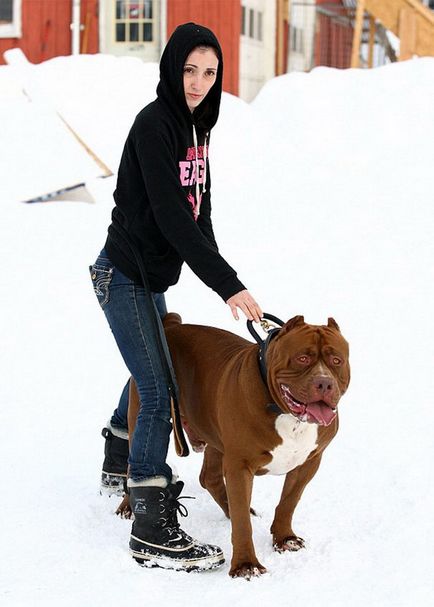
[199,446,230,518]
[116,377,140,518]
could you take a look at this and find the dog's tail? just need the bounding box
[163,312,182,329]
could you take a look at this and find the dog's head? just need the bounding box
[266,315,350,426]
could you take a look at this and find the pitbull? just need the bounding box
[121,314,350,578]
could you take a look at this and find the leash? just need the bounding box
[247,313,285,386]
[109,223,189,457]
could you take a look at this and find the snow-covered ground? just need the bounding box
[1,54,434,606]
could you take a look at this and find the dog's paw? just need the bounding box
[273,535,305,552]
[115,505,133,519]
[115,496,133,519]
[229,562,267,579]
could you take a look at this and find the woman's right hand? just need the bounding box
[226,290,263,323]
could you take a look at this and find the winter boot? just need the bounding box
[129,481,225,571]
[100,426,129,496]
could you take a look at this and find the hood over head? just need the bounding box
[156,22,223,133]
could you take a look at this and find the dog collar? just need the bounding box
[247,314,286,410]
[257,327,281,386]
[266,402,283,415]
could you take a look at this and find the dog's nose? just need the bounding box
[312,376,334,396]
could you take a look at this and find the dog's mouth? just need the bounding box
[279,384,337,426]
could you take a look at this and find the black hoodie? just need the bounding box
[104,22,246,301]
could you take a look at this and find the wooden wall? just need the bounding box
[167,0,241,95]
[0,0,242,87]
[79,0,99,55]
[314,0,353,69]
[0,0,98,65]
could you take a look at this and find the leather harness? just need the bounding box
[247,314,285,415]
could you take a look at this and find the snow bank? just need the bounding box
[1,54,433,606]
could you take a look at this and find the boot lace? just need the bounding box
[160,493,195,537]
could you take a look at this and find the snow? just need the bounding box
[1,53,434,606]
[1,97,105,202]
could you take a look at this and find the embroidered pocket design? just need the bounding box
[89,264,113,308]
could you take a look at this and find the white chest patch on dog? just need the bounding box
[265,415,318,475]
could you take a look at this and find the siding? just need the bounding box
[167,0,241,95]
[0,0,98,65]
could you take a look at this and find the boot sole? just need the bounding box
[130,548,225,572]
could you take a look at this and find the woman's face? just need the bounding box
[183,47,219,113]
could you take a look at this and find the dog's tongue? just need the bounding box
[306,402,336,426]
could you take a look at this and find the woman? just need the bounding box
[89,23,262,572]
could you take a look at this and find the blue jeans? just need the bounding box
[89,248,173,482]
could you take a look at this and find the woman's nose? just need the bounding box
[191,75,201,90]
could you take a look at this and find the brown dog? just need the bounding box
[120,314,350,578]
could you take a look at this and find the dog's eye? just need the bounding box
[297,355,310,364]
[331,356,342,366]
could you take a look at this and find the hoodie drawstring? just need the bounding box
[192,125,207,218]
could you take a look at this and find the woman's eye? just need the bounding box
[205,70,216,78]
[183,67,194,74]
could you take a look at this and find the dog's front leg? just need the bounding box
[224,460,266,578]
[271,453,323,552]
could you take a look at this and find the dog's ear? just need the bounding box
[280,315,305,334]
[327,317,340,332]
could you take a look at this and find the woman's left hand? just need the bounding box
[226,290,263,323]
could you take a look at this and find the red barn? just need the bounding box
[314,0,354,68]
[0,1,99,63]
[0,0,242,95]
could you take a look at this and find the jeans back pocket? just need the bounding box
[89,263,113,308]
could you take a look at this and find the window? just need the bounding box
[0,2,13,22]
[241,5,246,36]
[290,25,304,54]
[249,8,254,38]
[0,0,21,38]
[242,5,263,42]
[257,11,263,41]
[114,0,154,43]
